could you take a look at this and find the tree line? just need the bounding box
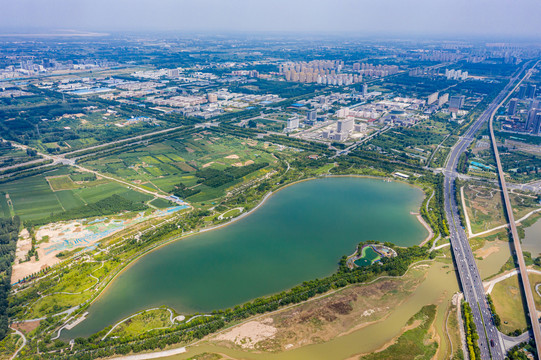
[195,162,269,188]
[0,216,20,340]
[48,241,431,359]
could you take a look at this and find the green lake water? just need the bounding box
[64,177,427,338]
[522,217,541,257]
[166,261,459,360]
[354,246,380,267]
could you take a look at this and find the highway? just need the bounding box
[488,62,541,357]
[443,62,531,360]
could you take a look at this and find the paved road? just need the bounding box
[488,62,541,357]
[443,62,531,360]
[5,142,187,206]
[331,125,391,158]
[0,124,191,174]
[59,124,187,158]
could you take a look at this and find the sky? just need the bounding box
[0,0,539,39]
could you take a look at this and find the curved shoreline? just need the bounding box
[84,176,322,308]
[416,214,434,246]
[66,175,433,334]
[112,257,441,360]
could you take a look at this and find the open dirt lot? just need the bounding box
[211,269,426,353]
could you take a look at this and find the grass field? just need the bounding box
[46,175,80,191]
[20,259,122,319]
[221,208,242,218]
[149,198,173,209]
[2,175,65,220]
[528,273,541,310]
[109,308,175,338]
[0,332,23,359]
[1,167,154,221]
[490,274,528,334]
[55,190,86,210]
[0,195,11,218]
[26,292,88,319]
[463,183,540,234]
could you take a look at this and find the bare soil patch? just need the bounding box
[210,269,426,352]
[215,319,277,349]
[475,245,500,259]
[12,320,40,333]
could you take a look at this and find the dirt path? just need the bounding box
[111,347,187,360]
[9,326,26,360]
[484,268,541,294]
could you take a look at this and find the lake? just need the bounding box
[64,177,427,338]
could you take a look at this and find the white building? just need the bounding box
[354,123,367,132]
[427,92,439,105]
[286,117,300,130]
[337,118,354,133]
[438,93,449,106]
[336,107,350,118]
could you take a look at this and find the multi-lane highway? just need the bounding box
[488,62,541,357]
[443,62,531,360]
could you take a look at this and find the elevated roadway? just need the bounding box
[488,62,541,357]
[443,62,531,360]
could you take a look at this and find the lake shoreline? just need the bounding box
[66,175,431,337]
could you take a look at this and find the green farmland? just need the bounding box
[81,133,280,203]
[0,167,154,222]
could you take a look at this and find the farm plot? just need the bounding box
[81,133,280,202]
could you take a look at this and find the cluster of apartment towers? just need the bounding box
[279,60,398,85]
[507,83,541,135]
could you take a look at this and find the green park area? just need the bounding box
[490,274,528,334]
[354,246,381,267]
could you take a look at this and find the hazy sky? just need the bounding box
[1,0,539,38]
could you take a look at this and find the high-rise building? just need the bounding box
[449,95,465,109]
[362,84,368,96]
[518,84,528,99]
[529,111,541,134]
[427,92,439,105]
[337,118,354,134]
[530,99,540,111]
[207,93,218,103]
[527,84,537,99]
[286,117,300,130]
[336,108,350,118]
[307,110,317,121]
[438,93,449,106]
[534,113,541,135]
[168,69,179,78]
[526,109,538,131]
[508,99,518,116]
